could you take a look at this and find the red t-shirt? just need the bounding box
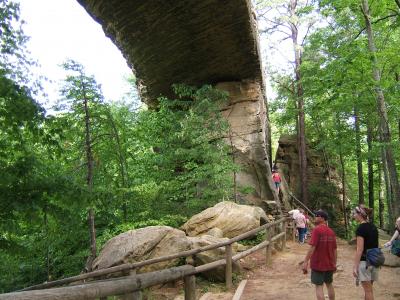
[309,224,337,271]
[272,172,281,182]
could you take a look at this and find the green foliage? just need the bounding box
[133,84,238,216]
[238,231,265,246]
[308,180,345,238]
[0,75,238,291]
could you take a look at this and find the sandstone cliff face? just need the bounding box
[217,81,277,206]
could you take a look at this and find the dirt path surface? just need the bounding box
[238,240,400,300]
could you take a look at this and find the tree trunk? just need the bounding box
[367,121,374,220]
[290,0,308,205]
[339,144,348,238]
[378,162,384,228]
[88,208,96,260]
[336,114,348,237]
[396,73,400,143]
[354,106,364,205]
[84,97,94,191]
[381,146,393,225]
[229,128,238,202]
[83,93,96,270]
[44,207,50,281]
[395,0,400,10]
[361,0,400,221]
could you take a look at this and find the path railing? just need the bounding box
[287,191,315,217]
[0,217,296,300]
[278,173,314,217]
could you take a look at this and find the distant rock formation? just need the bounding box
[274,135,344,214]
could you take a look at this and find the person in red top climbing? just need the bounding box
[271,169,281,194]
[302,210,337,300]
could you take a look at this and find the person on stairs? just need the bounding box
[352,205,379,300]
[271,169,281,194]
[302,210,337,300]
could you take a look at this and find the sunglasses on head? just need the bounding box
[352,206,367,218]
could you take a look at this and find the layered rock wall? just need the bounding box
[76,0,263,104]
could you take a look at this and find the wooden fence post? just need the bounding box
[184,275,196,300]
[225,244,233,289]
[265,227,272,266]
[273,223,282,251]
[292,220,296,242]
[281,219,286,251]
[119,269,142,300]
[119,291,142,300]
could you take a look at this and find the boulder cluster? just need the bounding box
[93,201,268,280]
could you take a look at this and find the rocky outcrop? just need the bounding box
[93,202,268,280]
[76,0,263,103]
[382,247,400,267]
[218,81,278,206]
[92,226,191,273]
[182,201,268,238]
[274,135,344,210]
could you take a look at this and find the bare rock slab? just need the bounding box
[181,201,268,238]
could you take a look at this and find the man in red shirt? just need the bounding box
[302,210,337,300]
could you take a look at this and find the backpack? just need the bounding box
[366,248,385,268]
[391,240,400,257]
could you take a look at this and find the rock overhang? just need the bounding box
[77,0,263,105]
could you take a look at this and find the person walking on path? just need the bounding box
[301,209,311,241]
[302,210,337,300]
[384,216,400,252]
[294,210,307,243]
[271,169,281,194]
[352,205,379,300]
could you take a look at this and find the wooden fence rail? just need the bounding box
[2,217,296,300]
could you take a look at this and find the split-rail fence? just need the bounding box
[0,217,296,300]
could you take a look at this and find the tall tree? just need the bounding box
[361,0,400,219]
[354,105,364,204]
[366,121,374,219]
[58,59,105,271]
[256,0,319,205]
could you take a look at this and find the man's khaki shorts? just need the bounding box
[358,261,378,282]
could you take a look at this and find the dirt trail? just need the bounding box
[239,240,400,300]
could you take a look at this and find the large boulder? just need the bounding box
[188,235,241,281]
[382,247,400,267]
[92,226,191,273]
[181,201,268,238]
